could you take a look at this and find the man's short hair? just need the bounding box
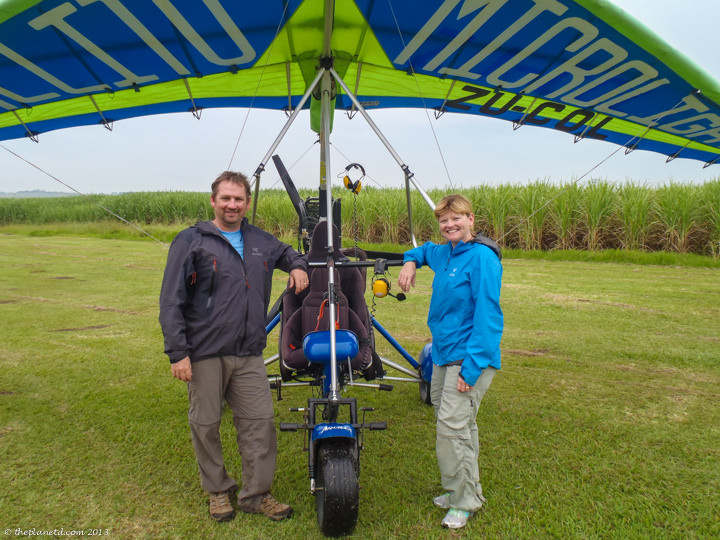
[434,194,473,219]
[211,171,251,199]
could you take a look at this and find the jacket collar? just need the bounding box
[468,232,502,260]
[447,233,502,260]
[196,218,248,236]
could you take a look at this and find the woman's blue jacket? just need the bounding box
[403,235,503,386]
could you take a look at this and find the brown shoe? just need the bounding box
[209,491,235,522]
[240,492,293,521]
[260,493,293,521]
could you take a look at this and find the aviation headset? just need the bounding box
[342,163,365,195]
[372,276,406,301]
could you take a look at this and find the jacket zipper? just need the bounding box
[238,252,250,353]
[212,225,250,351]
[445,246,454,271]
[206,259,217,308]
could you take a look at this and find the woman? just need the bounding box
[398,194,503,530]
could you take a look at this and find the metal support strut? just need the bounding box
[329,67,436,212]
[320,0,340,404]
[250,68,326,224]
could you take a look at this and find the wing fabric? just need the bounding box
[0,0,718,164]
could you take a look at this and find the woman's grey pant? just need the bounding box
[186,355,276,510]
[431,364,496,512]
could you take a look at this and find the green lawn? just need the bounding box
[1,233,718,539]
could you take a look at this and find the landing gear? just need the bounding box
[418,343,434,406]
[280,396,385,537]
[315,442,359,536]
[419,379,432,406]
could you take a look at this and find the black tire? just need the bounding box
[316,443,359,537]
[419,379,432,406]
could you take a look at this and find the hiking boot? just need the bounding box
[259,493,293,521]
[441,508,473,529]
[209,491,235,522]
[240,492,293,521]
[433,493,451,509]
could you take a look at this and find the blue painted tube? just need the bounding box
[371,317,419,369]
[265,312,280,334]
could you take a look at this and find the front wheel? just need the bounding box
[419,379,432,405]
[316,442,359,537]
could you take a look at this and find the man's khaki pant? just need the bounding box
[186,355,276,510]
[431,364,496,512]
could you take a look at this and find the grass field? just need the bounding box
[1,179,719,255]
[1,232,719,539]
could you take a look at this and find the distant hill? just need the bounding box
[0,190,78,198]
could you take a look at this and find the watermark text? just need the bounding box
[5,528,109,536]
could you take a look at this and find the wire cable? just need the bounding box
[226,2,291,170]
[267,139,318,189]
[1,143,168,246]
[330,143,385,188]
[387,0,455,189]
[498,97,690,246]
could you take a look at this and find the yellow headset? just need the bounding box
[371,276,406,301]
[342,163,365,195]
[372,277,390,298]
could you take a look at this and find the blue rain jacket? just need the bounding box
[403,236,503,386]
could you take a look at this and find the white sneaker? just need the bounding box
[441,508,473,529]
[433,493,450,509]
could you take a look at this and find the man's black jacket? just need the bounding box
[159,219,307,363]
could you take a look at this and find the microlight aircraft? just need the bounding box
[2,0,719,535]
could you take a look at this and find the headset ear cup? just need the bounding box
[343,175,361,194]
[372,277,389,298]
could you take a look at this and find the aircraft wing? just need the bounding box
[1,0,718,164]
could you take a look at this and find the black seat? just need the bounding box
[279,223,372,381]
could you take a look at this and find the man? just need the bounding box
[159,171,309,522]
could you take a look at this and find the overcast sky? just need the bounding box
[1,0,719,195]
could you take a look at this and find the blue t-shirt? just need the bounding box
[219,228,244,259]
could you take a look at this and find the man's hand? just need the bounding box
[289,268,310,294]
[171,356,193,382]
[397,261,417,293]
